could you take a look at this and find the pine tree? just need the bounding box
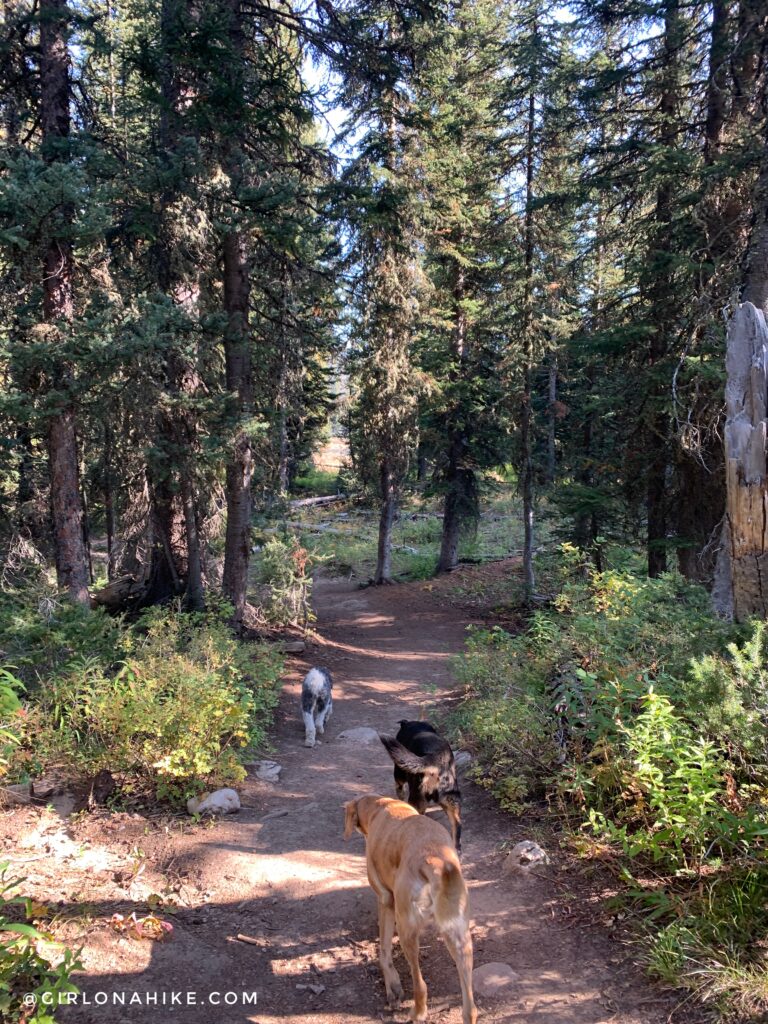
[341,1,423,583]
[416,0,509,573]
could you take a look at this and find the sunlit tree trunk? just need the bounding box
[222,228,254,621]
[40,0,90,604]
[520,88,536,600]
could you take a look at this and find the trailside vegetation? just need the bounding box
[451,546,768,1017]
[0,0,767,1017]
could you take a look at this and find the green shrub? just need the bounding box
[10,601,283,804]
[255,536,313,624]
[0,862,81,1024]
[684,623,768,764]
[0,669,24,777]
[451,625,561,808]
[585,690,727,870]
[451,547,768,1015]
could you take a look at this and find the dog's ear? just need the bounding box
[343,799,360,840]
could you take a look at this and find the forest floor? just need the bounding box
[4,565,699,1024]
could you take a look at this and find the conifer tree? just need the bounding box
[416,0,509,573]
[341,0,423,583]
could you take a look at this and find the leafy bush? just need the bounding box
[451,547,768,1015]
[255,536,313,624]
[0,669,24,778]
[7,600,283,804]
[0,862,81,1023]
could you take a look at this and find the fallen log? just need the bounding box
[289,493,348,509]
[90,575,149,612]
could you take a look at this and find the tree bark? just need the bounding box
[104,425,117,580]
[143,0,205,609]
[717,303,768,620]
[437,264,474,574]
[704,0,728,166]
[438,460,474,574]
[546,354,557,484]
[520,87,536,600]
[645,0,682,578]
[222,229,254,621]
[40,0,90,605]
[715,97,768,618]
[220,0,255,622]
[374,462,396,583]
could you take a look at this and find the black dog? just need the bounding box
[379,720,462,853]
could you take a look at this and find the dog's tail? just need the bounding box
[379,735,429,774]
[434,860,467,926]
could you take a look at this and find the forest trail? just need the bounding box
[21,572,683,1024]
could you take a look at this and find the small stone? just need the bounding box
[472,962,520,996]
[187,788,240,816]
[246,760,282,783]
[503,840,550,875]
[278,640,305,654]
[260,808,289,822]
[31,777,59,800]
[454,751,472,771]
[2,783,32,805]
[296,983,326,995]
[336,727,380,745]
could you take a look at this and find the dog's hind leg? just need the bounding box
[303,710,316,748]
[368,864,403,1007]
[377,898,403,1006]
[442,798,462,854]
[316,698,332,736]
[442,924,477,1024]
[397,910,428,1022]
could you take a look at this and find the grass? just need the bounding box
[290,468,343,496]
[274,488,553,584]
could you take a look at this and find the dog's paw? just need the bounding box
[408,1008,427,1023]
[385,983,404,1008]
[304,737,316,748]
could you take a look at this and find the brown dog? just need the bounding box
[344,795,477,1024]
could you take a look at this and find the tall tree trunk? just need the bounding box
[742,141,768,312]
[416,442,428,484]
[520,88,536,600]
[645,0,681,578]
[717,303,768,619]
[222,230,254,621]
[374,461,396,584]
[277,394,290,495]
[546,354,557,483]
[40,0,90,604]
[704,0,728,166]
[220,0,255,622]
[437,265,473,574]
[144,0,205,609]
[104,426,117,580]
[672,0,730,583]
[715,98,768,618]
[181,473,204,610]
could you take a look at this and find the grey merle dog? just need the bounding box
[380,719,463,853]
[301,666,333,748]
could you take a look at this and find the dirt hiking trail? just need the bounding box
[8,572,688,1024]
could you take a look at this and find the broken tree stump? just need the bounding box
[716,302,768,620]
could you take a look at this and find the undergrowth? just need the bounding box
[451,543,768,1019]
[0,553,283,805]
[0,862,81,1023]
[295,490,535,582]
